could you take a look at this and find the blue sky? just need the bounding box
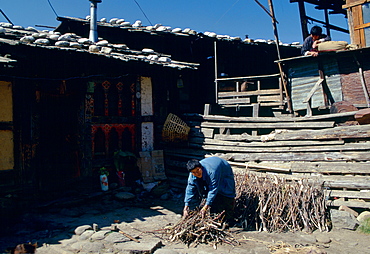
[1,0,350,44]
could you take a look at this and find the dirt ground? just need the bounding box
[1,188,369,254]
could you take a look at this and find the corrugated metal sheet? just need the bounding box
[288,58,343,111]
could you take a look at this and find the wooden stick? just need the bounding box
[119,230,140,243]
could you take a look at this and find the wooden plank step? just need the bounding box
[201,121,335,129]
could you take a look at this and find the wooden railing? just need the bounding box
[215,73,284,116]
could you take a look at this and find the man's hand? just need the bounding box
[307,51,319,57]
[200,205,210,218]
[183,206,190,218]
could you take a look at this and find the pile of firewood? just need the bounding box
[234,173,329,232]
[162,209,238,248]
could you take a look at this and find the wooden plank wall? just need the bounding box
[164,112,370,210]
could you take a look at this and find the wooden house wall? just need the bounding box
[163,113,370,210]
[0,40,194,193]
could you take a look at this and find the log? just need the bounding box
[189,138,345,147]
[214,124,370,141]
[271,124,370,140]
[324,190,370,200]
[227,161,291,173]
[290,161,370,174]
[226,151,370,162]
[214,134,261,141]
[247,161,370,174]
[249,172,370,189]
[190,142,370,153]
[201,111,357,122]
[327,200,370,209]
[201,121,334,129]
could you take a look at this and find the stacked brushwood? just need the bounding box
[162,209,238,248]
[234,172,329,233]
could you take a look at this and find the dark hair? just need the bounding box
[186,159,201,172]
[310,26,322,36]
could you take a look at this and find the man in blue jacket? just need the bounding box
[183,157,236,224]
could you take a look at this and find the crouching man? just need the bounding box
[183,157,236,226]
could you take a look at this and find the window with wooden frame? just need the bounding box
[344,0,370,47]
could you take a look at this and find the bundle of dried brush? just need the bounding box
[162,209,239,249]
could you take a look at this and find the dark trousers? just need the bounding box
[210,194,235,223]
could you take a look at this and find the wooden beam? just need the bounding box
[303,78,324,103]
[268,124,370,140]
[324,190,370,200]
[200,121,334,129]
[216,73,280,82]
[354,22,370,30]
[229,151,370,162]
[189,138,345,147]
[218,89,281,98]
[246,161,370,174]
[327,200,370,209]
[201,111,357,122]
[218,98,251,104]
[343,0,370,9]
[192,142,370,153]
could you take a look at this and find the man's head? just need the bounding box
[186,159,203,178]
[310,26,322,40]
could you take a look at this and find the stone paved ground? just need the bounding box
[1,187,369,254]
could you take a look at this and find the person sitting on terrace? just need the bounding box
[301,26,331,57]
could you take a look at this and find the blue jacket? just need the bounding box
[184,157,236,206]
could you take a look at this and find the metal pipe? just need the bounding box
[214,41,218,104]
[89,0,102,43]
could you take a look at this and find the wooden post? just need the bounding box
[267,0,293,113]
[297,0,309,41]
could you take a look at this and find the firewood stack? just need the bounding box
[162,209,239,248]
[234,173,329,232]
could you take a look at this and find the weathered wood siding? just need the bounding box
[163,113,370,210]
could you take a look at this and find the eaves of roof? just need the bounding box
[0,23,199,70]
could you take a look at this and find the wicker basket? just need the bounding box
[162,113,190,142]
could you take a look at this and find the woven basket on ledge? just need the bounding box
[162,113,190,142]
